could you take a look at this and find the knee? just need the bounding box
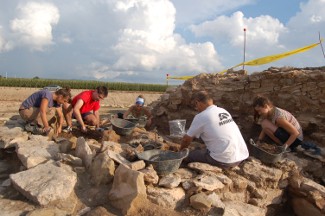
[88,118,98,126]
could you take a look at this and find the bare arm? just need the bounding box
[180,134,193,150]
[55,107,64,135]
[94,110,100,128]
[144,108,152,120]
[143,107,153,126]
[73,99,87,132]
[123,106,133,119]
[258,131,266,141]
[276,118,300,147]
[39,98,50,131]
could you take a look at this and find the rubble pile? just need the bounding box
[152,66,325,146]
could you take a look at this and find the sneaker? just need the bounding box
[63,126,73,133]
[25,123,36,132]
[32,126,45,135]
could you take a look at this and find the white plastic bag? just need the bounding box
[169,119,186,137]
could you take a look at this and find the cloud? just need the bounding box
[283,0,325,46]
[170,0,255,25]
[111,0,222,77]
[10,2,59,51]
[0,26,14,52]
[190,11,286,49]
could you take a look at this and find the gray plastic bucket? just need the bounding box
[111,118,136,136]
[136,149,189,175]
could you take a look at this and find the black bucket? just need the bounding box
[136,149,189,175]
[111,118,136,136]
[248,141,283,164]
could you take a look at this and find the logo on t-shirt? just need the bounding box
[219,113,229,121]
[219,112,233,126]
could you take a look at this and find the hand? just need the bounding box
[43,126,52,135]
[280,144,289,152]
[81,126,88,133]
[56,126,62,135]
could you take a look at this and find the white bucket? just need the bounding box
[169,119,186,137]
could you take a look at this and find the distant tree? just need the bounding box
[33,76,40,79]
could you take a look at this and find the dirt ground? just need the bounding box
[0,87,162,122]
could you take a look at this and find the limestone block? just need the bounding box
[190,192,212,210]
[108,164,147,215]
[10,161,77,206]
[89,152,115,186]
[146,185,185,209]
[223,201,267,216]
[16,138,59,169]
[0,127,28,149]
[75,137,94,169]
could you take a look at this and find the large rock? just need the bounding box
[10,161,77,205]
[223,201,267,216]
[89,151,115,186]
[147,185,186,209]
[240,160,282,188]
[0,198,35,216]
[75,137,94,168]
[108,164,147,215]
[0,126,28,149]
[16,136,60,169]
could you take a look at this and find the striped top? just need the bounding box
[272,107,303,140]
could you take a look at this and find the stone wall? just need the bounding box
[152,66,325,146]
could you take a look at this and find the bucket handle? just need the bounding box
[180,148,189,158]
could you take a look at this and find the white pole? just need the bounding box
[243,28,247,70]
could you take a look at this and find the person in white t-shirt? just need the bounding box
[180,91,249,169]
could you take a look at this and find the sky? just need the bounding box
[0,0,324,84]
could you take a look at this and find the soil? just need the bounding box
[258,142,283,154]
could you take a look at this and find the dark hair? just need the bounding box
[192,91,212,103]
[55,87,71,98]
[252,95,273,122]
[96,86,108,97]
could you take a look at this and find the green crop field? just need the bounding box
[0,77,169,92]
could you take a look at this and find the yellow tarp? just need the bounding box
[167,75,195,80]
[168,40,321,79]
[230,40,321,69]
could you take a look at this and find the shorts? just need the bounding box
[183,149,243,169]
[72,112,92,120]
[274,127,302,150]
[19,107,56,126]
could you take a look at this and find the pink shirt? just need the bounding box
[272,107,303,140]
